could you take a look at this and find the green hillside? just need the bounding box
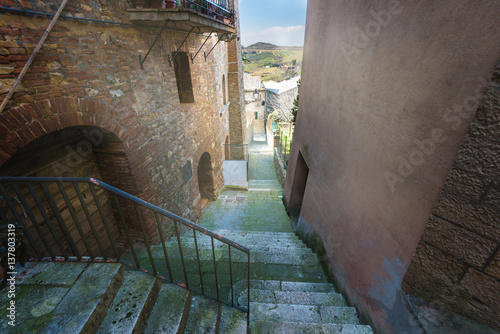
[242,44,303,81]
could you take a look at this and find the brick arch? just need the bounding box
[197,151,216,201]
[0,97,126,167]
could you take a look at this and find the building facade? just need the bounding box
[243,72,266,140]
[284,1,500,333]
[0,0,245,244]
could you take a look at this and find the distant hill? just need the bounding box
[244,42,303,51]
[245,42,279,50]
[243,44,303,82]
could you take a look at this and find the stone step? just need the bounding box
[164,235,307,250]
[205,229,300,240]
[248,180,282,188]
[232,280,337,295]
[249,302,360,326]
[237,289,347,307]
[159,245,313,261]
[0,262,91,333]
[124,244,319,268]
[218,304,248,333]
[183,295,220,334]
[251,321,374,334]
[143,283,191,334]
[40,263,124,334]
[96,271,160,334]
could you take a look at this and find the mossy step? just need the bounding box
[144,283,190,334]
[250,302,360,325]
[16,262,89,286]
[232,280,336,296]
[237,289,347,307]
[251,321,374,334]
[163,237,307,249]
[209,229,299,240]
[218,304,248,334]
[40,263,124,334]
[126,245,319,266]
[158,245,313,261]
[96,271,160,334]
[183,295,220,334]
[178,230,299,241]
[0,284,72,333]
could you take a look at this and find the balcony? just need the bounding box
[128,0,236,34]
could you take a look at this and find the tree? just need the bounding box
[242,51,250,64]
[291,80,300,124]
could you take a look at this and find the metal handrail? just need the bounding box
[0,176,250,313]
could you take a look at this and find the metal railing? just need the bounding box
[0,177,250,313]
[276,128,292,167]
[130,0,236,25]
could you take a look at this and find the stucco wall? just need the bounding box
[284,1,500,333]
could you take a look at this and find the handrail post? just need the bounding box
[0,176,251,314]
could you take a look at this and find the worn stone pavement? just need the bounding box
[199,139,292,233]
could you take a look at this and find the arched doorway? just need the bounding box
[197,152,216,207]
[0,126,137,259]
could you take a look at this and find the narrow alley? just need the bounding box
[200,138,291,233]
[196,137,374,333]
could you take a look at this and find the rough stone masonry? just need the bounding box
[0,0,245,245]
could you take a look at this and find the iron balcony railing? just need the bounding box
[0,176,250,314]
[130,0,236,25]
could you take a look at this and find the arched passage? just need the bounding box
[0,125,137,259]
[197,152,216,205]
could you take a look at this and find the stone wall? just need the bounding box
[227,0,247,155]
[0,1,238,238]
[403,64,500,330]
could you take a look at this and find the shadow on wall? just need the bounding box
[198,152,216,201]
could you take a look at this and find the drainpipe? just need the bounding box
[0,0,69,113]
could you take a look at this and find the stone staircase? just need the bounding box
[180,229,374,333]
[0,228,373,333]
[0,261,247,334]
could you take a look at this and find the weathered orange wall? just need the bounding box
[285,1,500,333]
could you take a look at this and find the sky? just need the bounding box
[238,0,308,47]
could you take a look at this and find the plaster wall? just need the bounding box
[284,1,500,333]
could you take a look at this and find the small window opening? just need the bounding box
[222,74,227,105]
[173,52,195,103]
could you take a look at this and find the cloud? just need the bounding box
[241,25,305,47]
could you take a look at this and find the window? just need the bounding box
[222,74,227,105]
[173,52,195,103]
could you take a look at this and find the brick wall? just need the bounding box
[0,1,237,239]
[226,0,246,158]
[403,64,500,330]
